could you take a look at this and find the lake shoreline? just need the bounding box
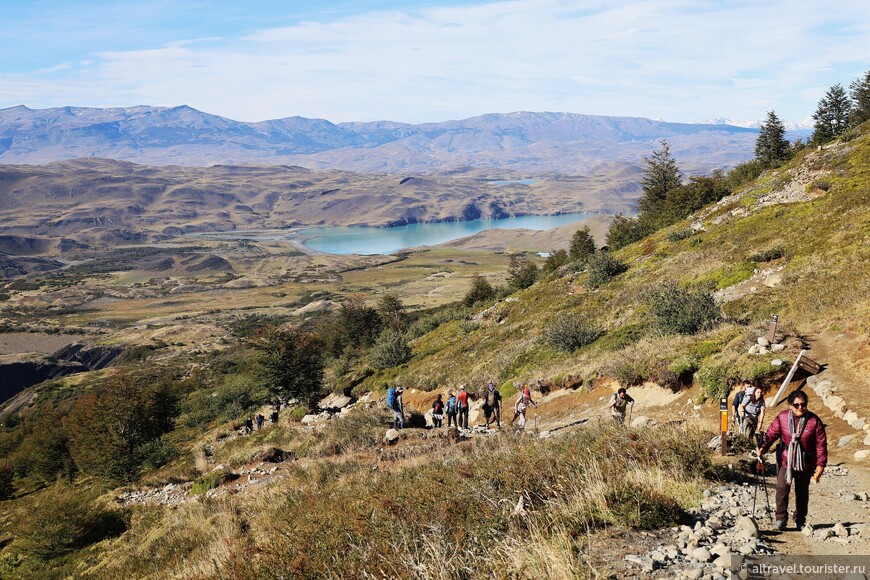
[184,211,609,255]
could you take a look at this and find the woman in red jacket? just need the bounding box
[757,390,828,531]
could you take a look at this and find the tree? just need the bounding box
[369,329,412,370]
[606,214,646,250]
[849,69,870,127]
[325,295,382,356]
[377,293,407,332]
[258,330,325,410]
[463,274,496,306]
[754,110,790,168]
[13,412,76,482]
[506,254,539,290]
[812,83,852,144]
[569,226,596,263]
[638,140,682,220]
[63,374,180,483]
[663,174,729,220]
[542,249,569,274]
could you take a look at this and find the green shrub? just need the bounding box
[646,282,720,335]
[542,249,570,274]
[569,227,596,262]
[542,313,600,352]
[458,318,480,334]
[138,439,178,471]
[190,470,234,495]
[597,323,647,352]
[406,306,469,339]
[667,229,693,242]
[369,330,412,370]
[696,361,735,401]
[586,252,628,288]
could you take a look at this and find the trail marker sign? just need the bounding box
[767,314,778,343]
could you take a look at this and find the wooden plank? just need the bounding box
[768,349,805,408]
[766,314,779,343]
[797,355,821,374]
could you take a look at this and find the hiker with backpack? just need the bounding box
[457,386,470,430]
[386,384,404,430]
[244,416,254,434]
[732,381,755,432]
[255,413,265,431]
[445,391,459,428]
[481,382,502,429]
[432,393,444,428]
[608,388,634,425]
[756,390,828,531]
[739,386,766,438]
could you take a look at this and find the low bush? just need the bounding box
[667,228,693,242]
[190,470,234,496]
[696,359,736,401]
[542,313,600,352]
[646,282,720,335]
[586,252,628,288]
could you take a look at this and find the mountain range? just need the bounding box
[0,105,773,174]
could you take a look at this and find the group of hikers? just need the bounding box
[731,381,828,533]
[384,377,829,533]
[385,382,539,431]
[242,401,281,434]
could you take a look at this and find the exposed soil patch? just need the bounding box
[0,332,86,355]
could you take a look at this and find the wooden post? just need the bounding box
[720,397,729,455]
[768,349,805,407]
[767,314,779,343]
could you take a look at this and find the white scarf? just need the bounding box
[786,409,807,483]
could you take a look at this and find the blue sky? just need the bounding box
[1,0,868,124]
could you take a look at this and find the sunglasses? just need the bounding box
[791,402,807,409]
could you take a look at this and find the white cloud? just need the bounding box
[1,0,869,124]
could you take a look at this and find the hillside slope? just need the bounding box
[372,129,869,397]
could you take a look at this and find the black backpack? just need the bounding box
[732,390,745,411]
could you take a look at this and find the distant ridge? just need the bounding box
[0,105,762,174]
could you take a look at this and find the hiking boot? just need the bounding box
[795,520,806,531]
[775,520,787,531]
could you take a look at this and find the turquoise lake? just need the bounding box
[300,212,595,255]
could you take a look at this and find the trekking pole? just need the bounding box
[628,402,633,426]
[760,458,772,520]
